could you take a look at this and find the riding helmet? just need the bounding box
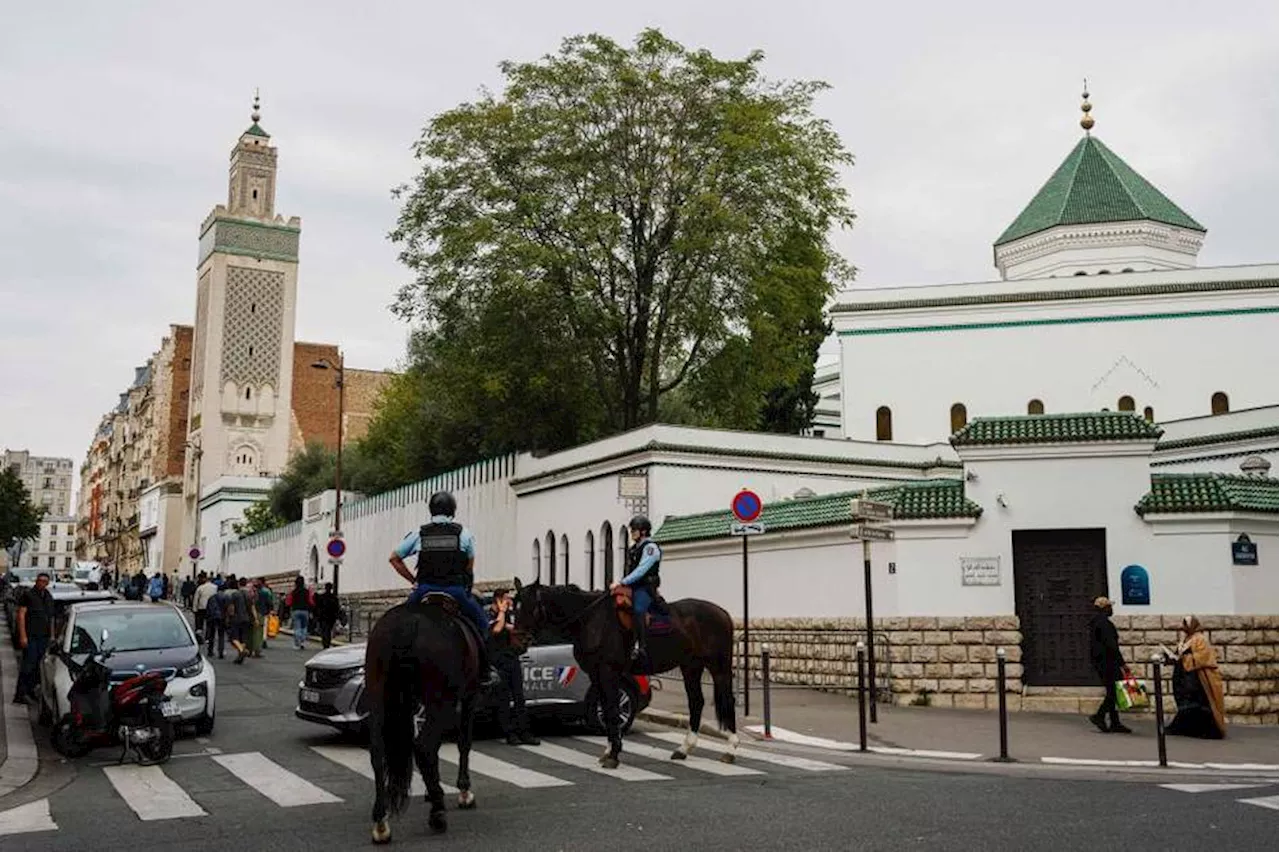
[429,490,458,517]
[629,514,652,535]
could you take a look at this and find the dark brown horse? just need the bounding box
[512,579,739,768]
[364,596,482,844]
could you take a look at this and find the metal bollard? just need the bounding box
[994,647,1013,762]
[1152,653,1168,768]
[761,643,773,739]
[856,641,868,752]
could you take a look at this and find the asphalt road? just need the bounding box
[2,640,1276,852]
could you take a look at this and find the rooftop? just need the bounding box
[951,412,1163,446]
[1135,473,1278,516]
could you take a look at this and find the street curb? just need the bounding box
[636,708,737,742]
[0,615,40,801]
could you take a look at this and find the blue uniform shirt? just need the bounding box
[395,515,476,563]
[621,538,661,585]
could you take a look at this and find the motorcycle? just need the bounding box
[50,628,177,765]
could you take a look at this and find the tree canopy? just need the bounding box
[0,467,45,553]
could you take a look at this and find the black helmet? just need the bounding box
[629,515,652,535]
[429,490,457,517]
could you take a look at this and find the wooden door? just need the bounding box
[1013,528,1108,686]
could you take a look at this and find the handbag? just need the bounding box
[1114,671,1150,711]
[266,613,280,638]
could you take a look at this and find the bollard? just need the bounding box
[856,641,868,752]
[1152,653,1168,768]
[994,647,1012,762]
[761,643,773,739]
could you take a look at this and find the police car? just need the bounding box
[296,633,654,736]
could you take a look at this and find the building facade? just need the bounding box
[3,450,74,517]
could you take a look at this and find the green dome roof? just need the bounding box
[995,136,1204,247]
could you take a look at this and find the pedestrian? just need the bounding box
[148,572,165,603]
[205,581,227,659]
[1167,616,1228,739]
[286,575,314,650]
[1087,596,1132,734]
[12,572,54,705]
[220,573,249,663]
[234,576,257,664]
[193,571,216,644]
[162,571,172,601]
[487,588,540,745]
[314,582,341,648]
[255,578,275,654]
[181,576,196,610]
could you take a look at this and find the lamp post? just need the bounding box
[184,440,203,581]
[311,352,345,596]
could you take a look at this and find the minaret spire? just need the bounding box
[251,88,261,125]
[1080,79,1094,134]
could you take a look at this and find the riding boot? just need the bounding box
[477,643,501,690]
[631,615,650,673]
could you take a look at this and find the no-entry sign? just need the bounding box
[731,489,762,523]
[326,538,346,560]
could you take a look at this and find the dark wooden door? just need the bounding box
[1012,528,1108,686]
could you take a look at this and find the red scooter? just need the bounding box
[50,629,176,765]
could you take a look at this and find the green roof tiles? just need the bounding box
[244,122,270,138]
[995,136,1204,247]
[1135,473,1278,516]
[1155,426,1280,452]
[654,479,982,545]
[951,412,1163,446]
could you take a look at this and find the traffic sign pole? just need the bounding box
[730,489,762,718]
[850,494,895,724]
[863,535,876,724]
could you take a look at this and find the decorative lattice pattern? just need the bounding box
[220,266,284,389]
[214,221,297,261]
[192,272,210,396]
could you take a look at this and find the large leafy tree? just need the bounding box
[0,467,45,553]
[391,29,854,433]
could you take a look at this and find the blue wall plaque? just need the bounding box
[1120,564,1150,606]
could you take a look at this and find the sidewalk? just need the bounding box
[0,614,39,799]
[642,677,1278,769]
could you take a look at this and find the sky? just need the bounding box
[1,0,1276,472]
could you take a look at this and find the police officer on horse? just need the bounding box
[610,514,662,666]
[388,490,498,687]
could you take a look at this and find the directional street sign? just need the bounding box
[850,525,895,541]
[731,522,766,536]
[850,499,894,522]
[731,489,763,523]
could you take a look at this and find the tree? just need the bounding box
[391,28,854,434]
[233,499,287,538]
[266,442,337,523]
[0,467,45,552]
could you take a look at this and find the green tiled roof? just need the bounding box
[1155,426,1280,452]
[951,412,1163,447]
[654,479,982,545]
[1135,473,1278,516]
[995,136,1204,247]
[244,122,270,138]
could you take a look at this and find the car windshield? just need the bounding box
[70,608,192,654]
[11,568,42,583]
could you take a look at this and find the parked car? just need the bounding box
[296,635,654,736]
[38,599,217,736]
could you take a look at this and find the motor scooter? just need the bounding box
[50,627,177,765]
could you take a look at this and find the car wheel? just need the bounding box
[586,682,639,735]
[194,710,215,736]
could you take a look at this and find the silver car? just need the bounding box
[296,641,654,735]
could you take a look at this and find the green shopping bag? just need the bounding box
[1114,673,1149,711]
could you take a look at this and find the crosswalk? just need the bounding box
[0,732,848,836]
[1159,780,1279,811]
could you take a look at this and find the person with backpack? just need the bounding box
[205,582,227,659]
[286,575,314,650]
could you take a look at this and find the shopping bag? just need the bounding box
[1114,673,1149,711]
[266,612,280,639]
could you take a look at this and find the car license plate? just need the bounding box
[301,689,320,704]
[160,700,182,718]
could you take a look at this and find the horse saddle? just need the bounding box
[415,592,485,662]
[611,586,673,635]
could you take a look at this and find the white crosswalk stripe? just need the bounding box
[1159,779,1279,811]
[311,745,457,795]
[439,742,573,788]
[0,798,57,836]
[520,740,672,782]
[646,731,849,772]
[574,736,764,777]
[213,752,343,807]
[1238,795,1278,811]
[103,764,208,821]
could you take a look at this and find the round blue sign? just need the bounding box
[326,538,346,559]
[731,489,762,523]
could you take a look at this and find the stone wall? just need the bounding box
[734,614,1278,725]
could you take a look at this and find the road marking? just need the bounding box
[744,725,982,760]
[646,731,849,772]
[310,745,455,795]
[1160,783,1273,794]
[1238,795,1279,810]
[520,741,672,782]
[1046,756,1279,771]
[574,737,764,777]
[0,798,57,836]
[213,752,343,807]
[103,765,208,820]
[439,743,573,788]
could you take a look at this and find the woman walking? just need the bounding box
[287,575,314,650]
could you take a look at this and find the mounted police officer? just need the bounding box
[388,490,498,687]
[611,514,662,666]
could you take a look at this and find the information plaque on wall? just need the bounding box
[960,556,1001,586]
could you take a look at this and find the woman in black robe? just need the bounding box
[1166,616,1226,739]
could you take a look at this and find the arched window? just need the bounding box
[559,534,570,587]
[875,406,893,441]
[1211,392,1229,415]
[584,530,596,590]
[532,539,541,581]
[1117,396,1135,412]
[1143,406,1154,422]
[1027,399,1045,415]
[545,532,557,585]
[619,519,630,576]
[950,403,967,433]
[600,523,614,586]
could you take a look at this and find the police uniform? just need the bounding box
[620,533,662,661]
[396,514,491,638]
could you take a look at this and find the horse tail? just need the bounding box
[381,660,417,815]
[713,670,737,731]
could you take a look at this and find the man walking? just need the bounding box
[286,576,314,650]
[1088,596,1132,734]
[314,582,341,648]
[193,571,216,642]
[13,572,54,705]
[488,588,539,745]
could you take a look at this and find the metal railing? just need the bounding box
[730,626,892,703]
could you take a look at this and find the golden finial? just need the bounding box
[251,88,261,124]
[1080,78,1094,133]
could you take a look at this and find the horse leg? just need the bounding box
[368,707,392,844]
[710,662,740,764]
[454,692,477,810]
[413,708,448,834]
[671,664,706,760]
[596,669,624,770]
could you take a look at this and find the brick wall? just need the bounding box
[160,325,193,480]
[289,345,393,455]
[342,368,393,443]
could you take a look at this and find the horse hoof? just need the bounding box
[600,756,619,770]
[670,749,687,761]
[429,813,448,834]
[457,789,476,810]
[719,752,736,764]
[371,819,391,844]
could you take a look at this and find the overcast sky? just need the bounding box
[1,1,1275,470]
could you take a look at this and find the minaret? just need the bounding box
[183,93,302,562]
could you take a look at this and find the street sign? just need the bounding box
[188,547,202,560]
[326,538,347,560]
[850,499,894,522]
[731,522,766,536]
[1232,534,1258,566]
[731,489,763,523]
[850,525,894,541]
